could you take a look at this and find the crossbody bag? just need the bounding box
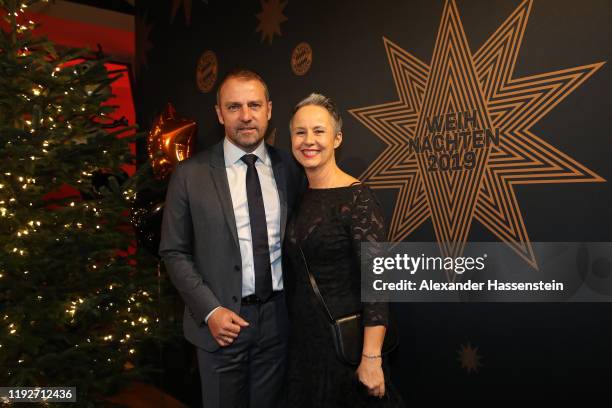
[298,246,398,365]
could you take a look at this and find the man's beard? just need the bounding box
[230,126,265,151]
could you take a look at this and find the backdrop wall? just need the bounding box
[134,0,612,403]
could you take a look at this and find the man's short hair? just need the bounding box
[216,68,270,105]
[289,93,343,134]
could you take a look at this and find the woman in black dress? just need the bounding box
[283,93,404,407]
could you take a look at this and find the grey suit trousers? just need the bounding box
[196,293,289,408]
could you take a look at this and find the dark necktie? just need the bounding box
[241,154,273,301]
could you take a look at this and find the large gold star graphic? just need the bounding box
[255,0,288,44]
[349,0,605,269]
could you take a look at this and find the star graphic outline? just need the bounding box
[349,0,605,270]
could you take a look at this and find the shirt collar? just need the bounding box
[223,137,270,167]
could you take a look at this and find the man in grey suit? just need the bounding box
[159,69,303,407]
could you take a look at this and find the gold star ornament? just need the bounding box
[135,11,154,77]
[457,342,483,374]
[170,0,192,26]
[255,0,288,44]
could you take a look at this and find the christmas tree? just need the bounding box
[0,1,171,405]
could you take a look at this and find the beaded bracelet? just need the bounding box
[362,353,382,359]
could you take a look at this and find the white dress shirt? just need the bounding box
[205,138,283,323]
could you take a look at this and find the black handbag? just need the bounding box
[298,246,398,366]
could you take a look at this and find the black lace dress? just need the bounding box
[283,184,404,408]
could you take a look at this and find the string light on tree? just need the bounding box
[0,0,171,400]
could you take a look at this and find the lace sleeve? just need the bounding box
[346,185,389,327]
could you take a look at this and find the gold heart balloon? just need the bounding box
[147,103,197,179]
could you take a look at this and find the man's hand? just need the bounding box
[207,307,249,347]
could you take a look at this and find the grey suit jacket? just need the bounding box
[159,140,304,351]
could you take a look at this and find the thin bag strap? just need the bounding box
[298,245,335,324]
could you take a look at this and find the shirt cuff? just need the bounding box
[204,306,221,324]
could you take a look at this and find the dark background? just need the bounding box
[132,0,612,404]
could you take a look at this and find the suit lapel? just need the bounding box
[209,141,240,249]
[268,146,288,242]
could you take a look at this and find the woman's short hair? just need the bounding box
[290,93,343,134]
